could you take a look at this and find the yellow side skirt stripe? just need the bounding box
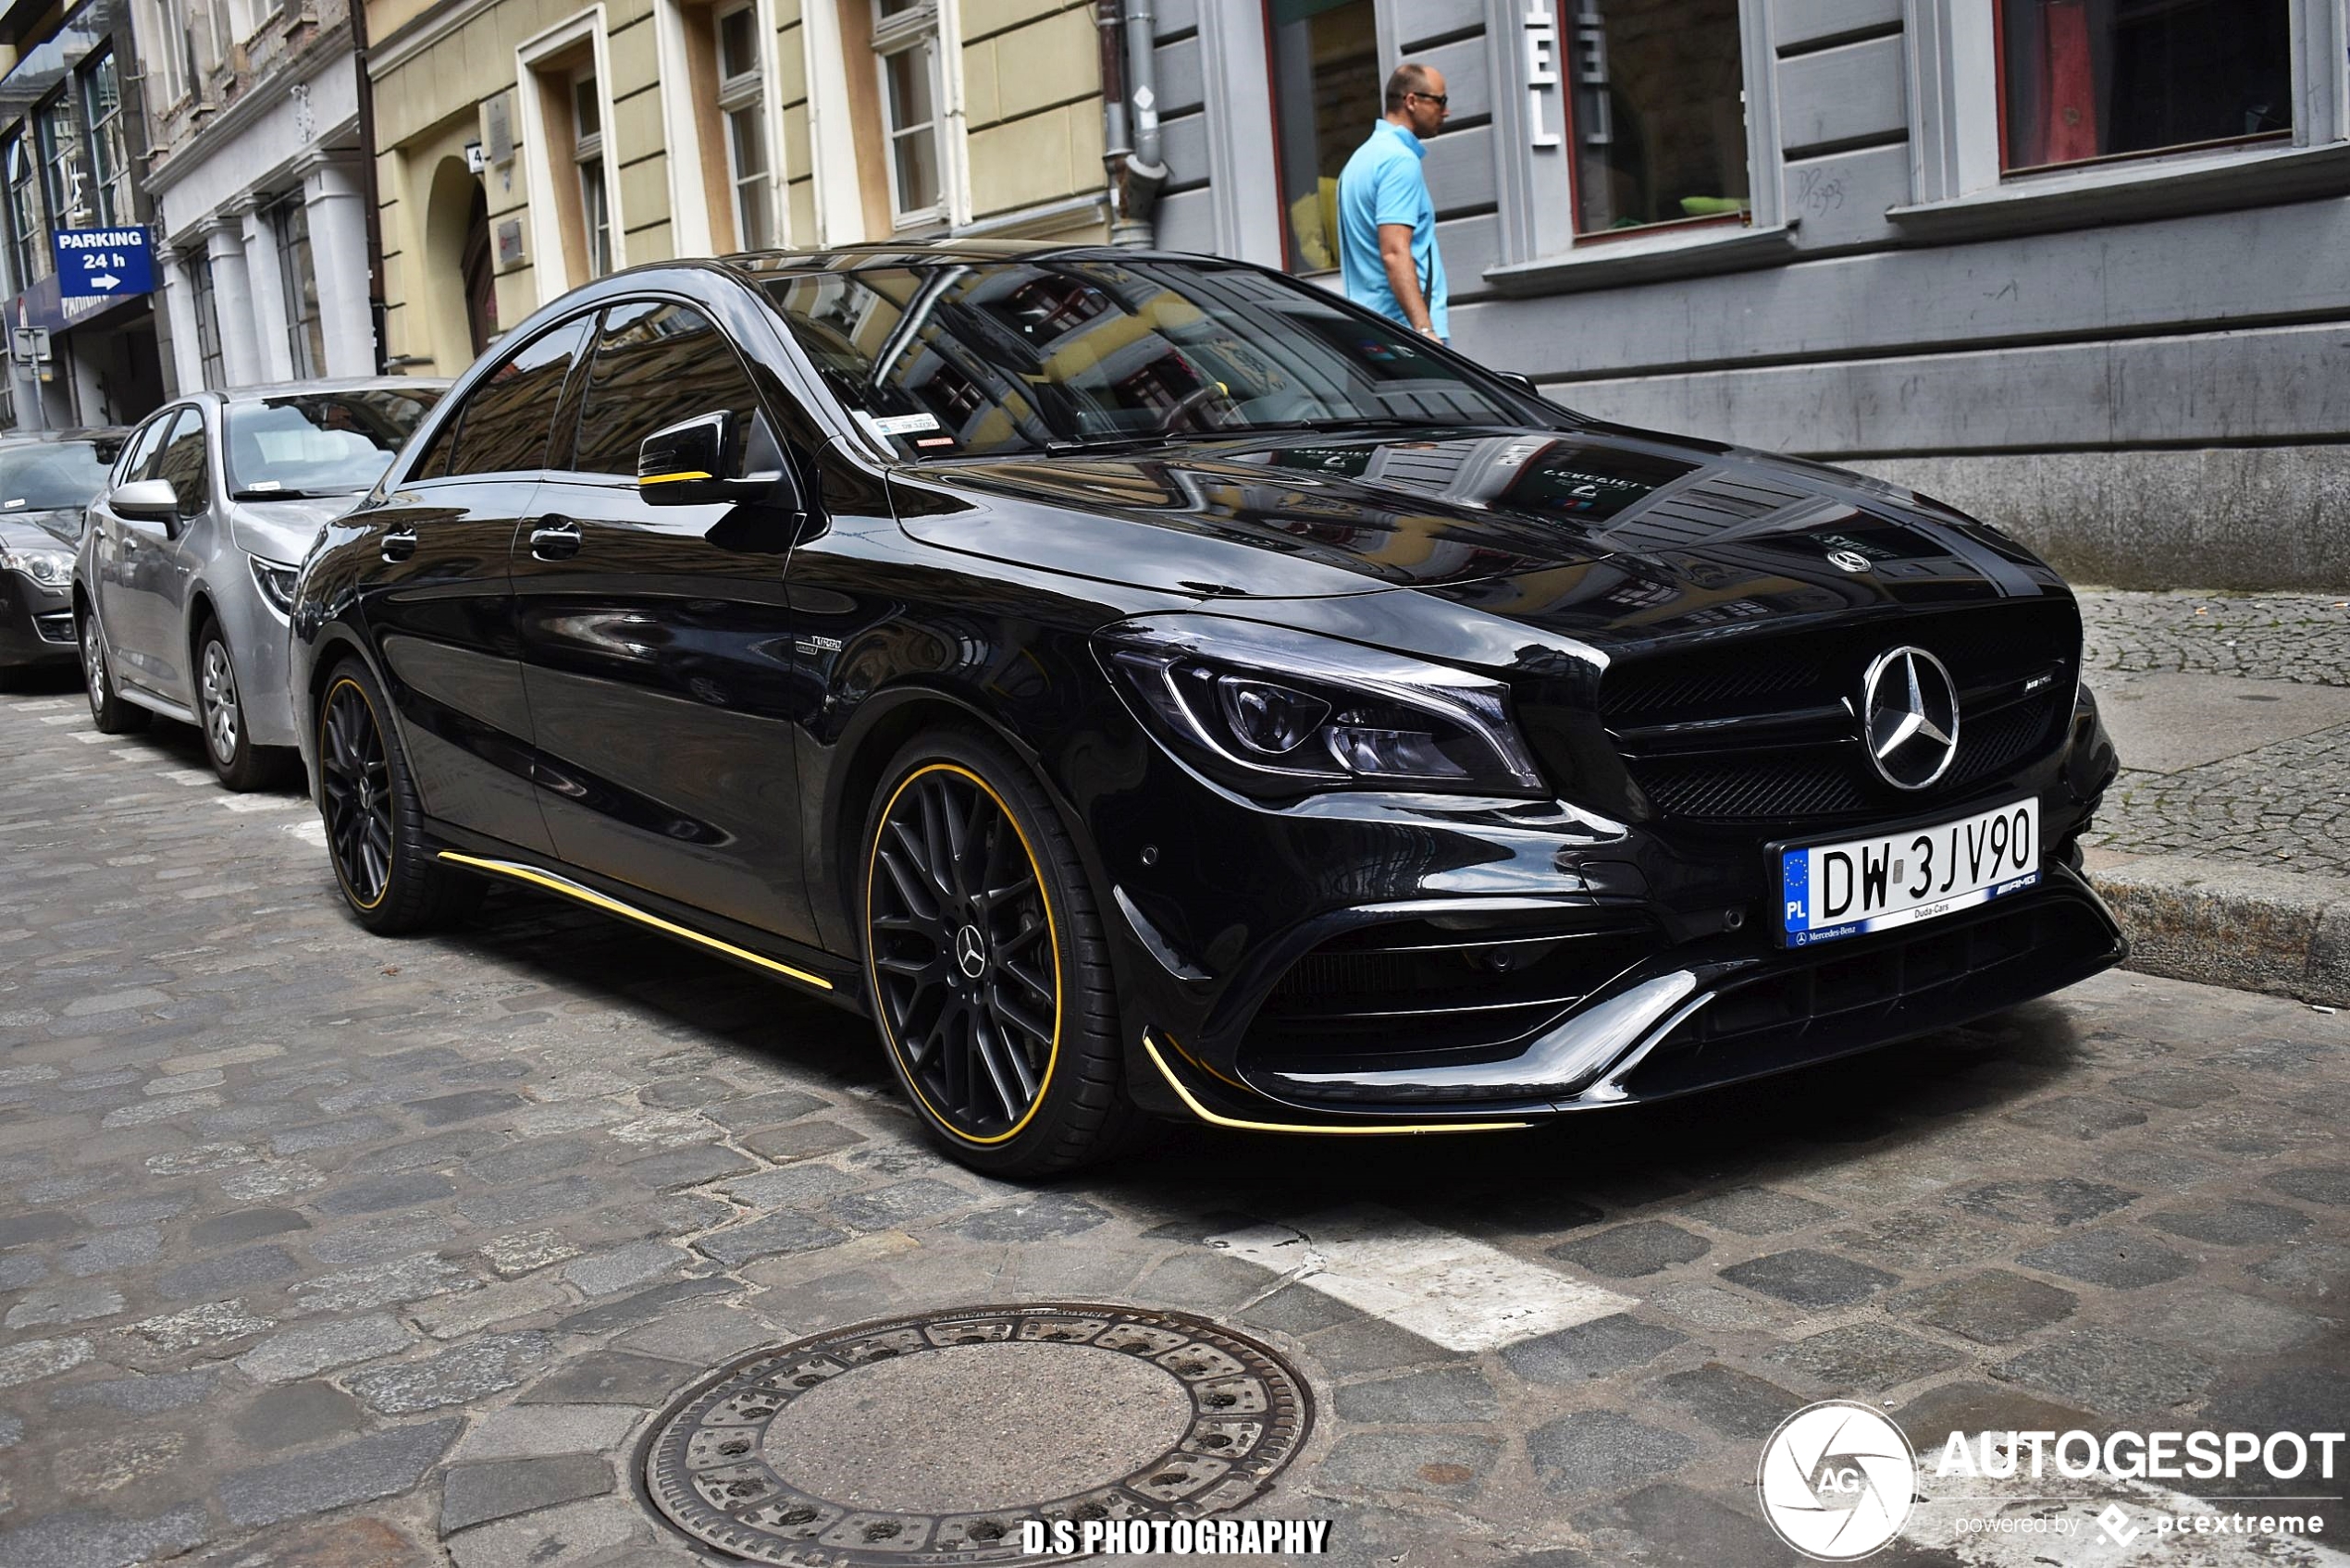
[1140,1031,1530,1136]
[436,851,835,993]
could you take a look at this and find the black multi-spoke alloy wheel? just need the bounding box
[79,610,149,734]
[863,730,1132,1176]
[316,659,481,933]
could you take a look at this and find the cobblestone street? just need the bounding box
[2,624,2347,1568]
[2081,592,2350,877]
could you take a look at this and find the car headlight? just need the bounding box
[247,554,298,615]
[0,541,73,588]
[1095,615,1548,798]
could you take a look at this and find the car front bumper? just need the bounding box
[0,568,77,667]
[1091,690,2126,1130]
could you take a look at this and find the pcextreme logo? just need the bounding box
[1757,1401,1918,1561]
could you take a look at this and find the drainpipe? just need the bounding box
[1104,0,1165,246]
[1095,0,1132,241]
[352,0,390,374]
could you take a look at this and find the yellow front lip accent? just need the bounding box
[436,851,834,993]
[1141,1032,1531,1136]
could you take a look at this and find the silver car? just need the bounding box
[73,380,449,787]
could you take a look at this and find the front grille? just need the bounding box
[1239,914,1657,1073]
[31,611,73,644]
[1595,600,2079,827]
[1622,883,2118,1100]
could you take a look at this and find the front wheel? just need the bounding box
[315,659,482,933]
[80,611,149,735]
[861,730,1133,1177]
[197,623,287,791]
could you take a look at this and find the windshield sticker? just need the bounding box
[914,436,956,449]
[859,412,942,438]
[2,498,23,509]
[245,480,284,492]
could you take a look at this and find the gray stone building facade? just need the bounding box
[1148,0,2347,589]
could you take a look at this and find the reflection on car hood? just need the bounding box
[229,494,358,567]
[0,507,85,549]
[889,422,2067,644]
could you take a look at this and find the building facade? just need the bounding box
[131,0,380,391]
[0,0,166,430]
[1145,0,2349,590]
[364,0,1116,379]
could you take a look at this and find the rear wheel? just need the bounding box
[316,659,481,933]
[862,729,1132,1177]
[79,611,149,735]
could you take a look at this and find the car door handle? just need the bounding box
[380,526,418,562]
[529,519,582,561]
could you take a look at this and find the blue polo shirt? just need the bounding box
[1337,120,1448,340]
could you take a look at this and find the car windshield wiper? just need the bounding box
[1037,416,1441,458]
[232,487,359,501]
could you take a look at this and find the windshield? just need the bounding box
[761,257,1549,458]
[225,389,442,498]
[0,440,115,511]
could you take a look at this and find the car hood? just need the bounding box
[229,494,357,567]
[0,507,84,549]
[887,423,2068,648]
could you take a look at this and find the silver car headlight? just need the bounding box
[0,541,73,588]
[1095,615,1548,798]
[247,554,298,616]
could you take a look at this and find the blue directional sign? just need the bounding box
[54,226,154,302]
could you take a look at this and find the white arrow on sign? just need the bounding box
[89,274,120,290]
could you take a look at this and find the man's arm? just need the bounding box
[1377,223,1437,336]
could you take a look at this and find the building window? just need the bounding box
[35,98,86,232]
[80,54,131,228]
[716,2,773,248]
[1997,0,2291,173]
[573,71,613,277]
[190,256,226,389]
[873,0,942,225]
[277,197,324,377]
[6,136,47,284]
[1565,0,1750,234]
[1268,0,1377,272]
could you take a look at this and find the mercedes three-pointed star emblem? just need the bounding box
[954,923,988,980]
[1861,646,1961,790]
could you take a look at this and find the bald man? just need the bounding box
[1337,62,1452,342]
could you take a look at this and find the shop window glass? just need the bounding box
[1998,0,2291,172]
[1565,0,1750,233]
[1268,0,1378,271]
[190,257,226,389]
[80,53,130,228]
[276,197,324,378]
[5,135,45,285]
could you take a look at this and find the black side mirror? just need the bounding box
[1496,371,1541,396]
[637,410,800,512]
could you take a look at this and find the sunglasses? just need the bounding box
[1409,91,1449,107]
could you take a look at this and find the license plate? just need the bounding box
[1779,798,2040,948]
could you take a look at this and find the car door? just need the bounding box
[109,406,212,701]
[89,407,176,657]
[513,296,816,945]
[347,315,597,858]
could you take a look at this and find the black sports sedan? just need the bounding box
[0,428,124,685]
[288,244,2124,1175]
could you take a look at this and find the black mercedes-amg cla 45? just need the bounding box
[289,244,2125,1175]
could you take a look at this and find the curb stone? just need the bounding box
[2088,853,2350,1007]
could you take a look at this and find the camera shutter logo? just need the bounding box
[1861,646,1961,790]
[1757,1401,1917,1561]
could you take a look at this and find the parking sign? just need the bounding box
[54,226,154,301]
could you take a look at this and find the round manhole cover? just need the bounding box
[640,1303,1311,1565]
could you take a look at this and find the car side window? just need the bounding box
[570,301,766,476]
[118,410,175,486]
[449,314,596,477]
[152,409,210,515]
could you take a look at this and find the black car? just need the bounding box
[288,244,2125,1175]
[0,428,124,685]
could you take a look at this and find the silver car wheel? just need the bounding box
[80,618,106,713]
[201,637,241,765]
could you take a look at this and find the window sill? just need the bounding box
[1889,140,2350,241]
[1482,221,1798,299]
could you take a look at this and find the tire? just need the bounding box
[315,657,483,933]
[196,621,289,791]
[861,727,1134,1178]
[79,610,149,735]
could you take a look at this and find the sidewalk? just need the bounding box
[2076,590,2350,1006]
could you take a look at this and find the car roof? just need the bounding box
[187,377,454,406]
[0,426,128,445]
